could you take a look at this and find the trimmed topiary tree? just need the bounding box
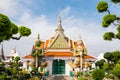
[96,1,120,41]
[0,13,31,43]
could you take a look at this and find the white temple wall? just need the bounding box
[46,60,52,75]
[23,61,27,69]
[65,60,72,76]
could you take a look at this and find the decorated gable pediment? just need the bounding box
[49,34,69,49]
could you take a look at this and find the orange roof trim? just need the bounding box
[45,52,73,57]
[23,55,34,59]
[84,55,96,59]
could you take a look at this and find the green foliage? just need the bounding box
[14,56,20,62]
[0,58,31,80]
[92,69,105,80]
[28,77,40,80]
[11,23,18,34]
[112,63,120,78]
[95,59,106,69]
[97,1,108,12]
[103,32,115,40]
[97,0,120,41]
[0,13,12,42]
[102,14,116,27]
[0,13,31,43]
[112,51,120,63]
[102,20,111,27]
[116,32,120,39]
[105,73,115,79]
[104,52,113,61]
[0,75,7,80]
[103,62,109,71]
[117,25,120,32]
[18,26,31,36]
[111,0,120,3]
[77,77,88,80]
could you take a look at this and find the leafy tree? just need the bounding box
[14,56,20,62]
[103,62,109,71]
[104,52,113,63]
[112,51,120,63]
[104,52,115,72]
[95,59,106,69]
[0,13,31,43]
[92,69,105,80]
[0,59,5,74]
[96,0,120,40]
[0,59,7,80]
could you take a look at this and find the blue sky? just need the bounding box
[0,0,120,57]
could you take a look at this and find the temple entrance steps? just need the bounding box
[43,75,75,80]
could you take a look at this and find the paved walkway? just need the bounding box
[44,75,75,80]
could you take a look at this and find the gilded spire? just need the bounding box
[55,16,64,33]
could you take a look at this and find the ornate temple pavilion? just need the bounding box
[22,17,96,76]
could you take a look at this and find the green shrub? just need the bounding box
[112,64,120,79]
[105,74,114,79]
[92,69,105,80]
[0,75,7,80]
[77,77,88,80]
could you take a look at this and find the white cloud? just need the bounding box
[0,0,18,17]
[18,13,55,39]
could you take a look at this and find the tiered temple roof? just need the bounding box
[23,17,95,60]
